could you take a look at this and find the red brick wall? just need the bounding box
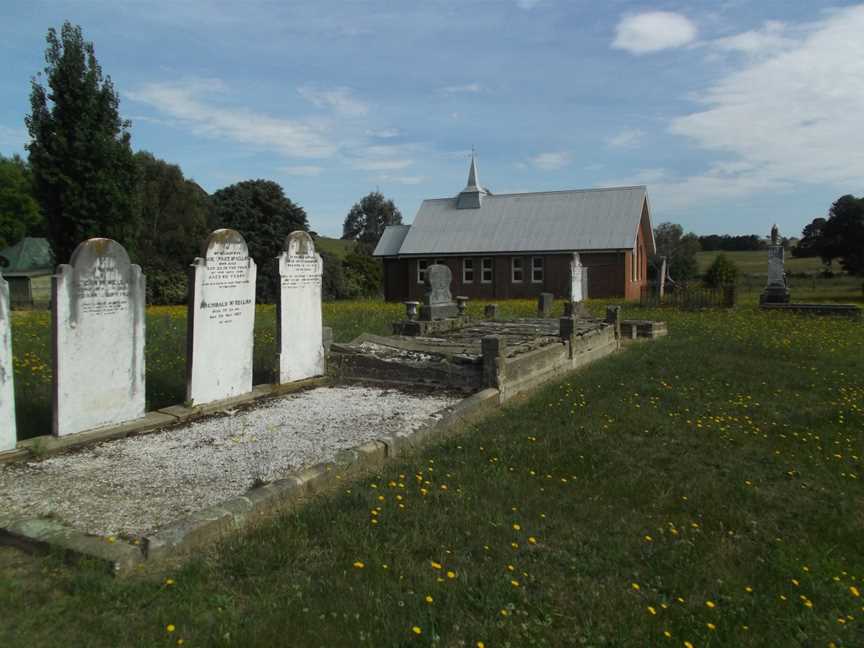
[381,252,633,302]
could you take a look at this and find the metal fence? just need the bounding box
[640,283,736,309]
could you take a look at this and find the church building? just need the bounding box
[373,158,655,301]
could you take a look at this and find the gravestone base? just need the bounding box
[759,285,790,304]
[393,315,470,337]
[563,301,593,319]
[419,303,459,320]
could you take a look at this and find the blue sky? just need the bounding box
[2,1,863,238]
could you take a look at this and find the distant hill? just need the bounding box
[696,250,824,275]
[315,237,355,259]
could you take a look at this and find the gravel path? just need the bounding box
[0,386,459,537]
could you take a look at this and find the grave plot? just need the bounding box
[0,385,459,538]
[330,316,618,400]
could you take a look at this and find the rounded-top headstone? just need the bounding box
[53,237,145,436]
[284,230,315,256]
[425,264,453,306]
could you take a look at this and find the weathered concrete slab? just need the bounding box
[277,231,325,383]
[53,238,146,437]
[187,229,257,406]
[0,272,15,453]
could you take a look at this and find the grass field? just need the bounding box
[315,236,355,259]
[695,250,825,275]
[2,302,863,647]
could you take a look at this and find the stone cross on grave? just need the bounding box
[419,264,459,320]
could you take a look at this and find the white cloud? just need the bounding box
[712,20,796,56]
[663,5,864,208]
[528,151,571,170]
[365,127,400,139]
[348,144,416,172]
[376,174,424,185]
[298,85,369,116]
[126,78,336,158]
[440,83,483,94]
[612,11,697,55]
[607,128,644,149]
[280,165,323,176]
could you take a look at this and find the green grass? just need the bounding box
[315,236,355,259]
[2,303,863,647]
[696,250,825,274]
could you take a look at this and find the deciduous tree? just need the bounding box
[210,179,309,302]
[0,154,42,249]
[341,191,402,254]
[652,222,701,281]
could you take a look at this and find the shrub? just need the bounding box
[704,253,739,289]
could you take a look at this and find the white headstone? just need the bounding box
[570,253,585,302]
[277,231,324,383]
[53,239,146,437]
[0,272,16,453]
[187,229,257,405]
[767,246,785,286]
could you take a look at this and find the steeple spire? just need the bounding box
[457,152,487,209]
[465,153,480,191]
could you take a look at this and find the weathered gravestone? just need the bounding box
[53,239,145,436]
[0,271,15,452]
[570,253,587,302]
[187,229,257,405]
[537,292,554,317]
[420,264,459,320]
[760,224,790,304]
[277,231,324,383]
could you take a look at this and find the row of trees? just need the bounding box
[1,22,398,303]
[793,196,864,274]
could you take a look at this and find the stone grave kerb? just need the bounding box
[52,238,146,437]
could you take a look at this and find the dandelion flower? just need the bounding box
[412,626,422,635]
[851,586,861,597]
[447,570,457,579]
[705,600,715,609]
[512,523,521,531]
[632,583,641,591]
[431,561,442,570]
[353,561,365,569]
[528,537,537,544]
[707,622,716,630]
[166,624,176,633]
[647,606,657,615]
[425,595,433,604]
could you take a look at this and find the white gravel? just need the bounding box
[0,385,459,537]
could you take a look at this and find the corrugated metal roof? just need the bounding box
[393,186,648,255]
[373,224,411,256]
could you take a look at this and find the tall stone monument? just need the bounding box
[420,264,458,320]
[570,253,587,303]
[187,229,257,405]
[277,231,324,383]
[760,224,790,304]
[0,271,15,453]
[53,239,146,436]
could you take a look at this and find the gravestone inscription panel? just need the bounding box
[187,229,257,405]
[53,239,146,437]
[0,273,15,452]
[277,231,324,383]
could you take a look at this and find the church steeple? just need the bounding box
[457,153,488,209]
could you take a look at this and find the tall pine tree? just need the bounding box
[26,22,139,263]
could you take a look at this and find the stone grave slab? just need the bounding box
[0,273,15,452]
[53,239,145,437]
[187,229,257,405]
[277,231,324,383]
